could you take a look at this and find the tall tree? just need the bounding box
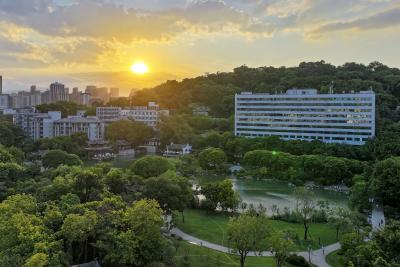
[227,213,270,267]
[294,187,316,240]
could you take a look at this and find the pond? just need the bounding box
[232,178,349,214]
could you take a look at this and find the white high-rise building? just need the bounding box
[235,89,375,145]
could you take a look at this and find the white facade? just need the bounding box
[235,89,375,145]
[96,102,169,127]
[121,102,169,127]
[53,116,104,141]
[96,107,121,122]
[11,109,61,141]
[163,143,192,157]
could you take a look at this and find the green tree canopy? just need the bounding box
[42,150,83,169]
[198,147,227,171]
[106,120,155,147]
[130,155,174,178]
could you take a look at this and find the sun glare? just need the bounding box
[130,62,149,74]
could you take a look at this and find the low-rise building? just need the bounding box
[11,108,61,140]
[121,102,169,127]
[96,106,121,122]
[163,143,192,157]
[53,115,105,141]
[96,102,169,127]
[191,104,210,116]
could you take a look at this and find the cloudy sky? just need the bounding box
[1,0,400,95]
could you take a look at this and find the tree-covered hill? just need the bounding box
[131,61,400,131]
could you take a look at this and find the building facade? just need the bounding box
[96,107,121,122]
[11,108,61,141]
[53,116,105,141]
[235,89,375,145]
[0,94,10,109]
[121,102,169,127]
[50,82,69,102]
[96,102,169,127]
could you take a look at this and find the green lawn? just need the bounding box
[174,240,287,267]
[326,251,344,267]
[176,209,338,251]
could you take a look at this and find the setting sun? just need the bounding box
[130,62,149,75]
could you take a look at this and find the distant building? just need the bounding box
[96,102,169,127]
[0,94,10,109]
[11,108,61,141]
[163,143,192,157]
[235,89,376,145]
[41,90,50,104]
[70,87,91,106]
[191,104,210,116]
[50,82,69,102]
[0,75,2,94]
[80,92,91,106]
[53,115,105,141]
[70,87,80,104]
[96,106,121,122]
[86,86,109,103]
[121,102,169,127]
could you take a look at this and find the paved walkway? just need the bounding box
[371,203,385,230]
[170,228,340,266]
[171,204,386,267]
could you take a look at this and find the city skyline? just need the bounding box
[1,0,400,94]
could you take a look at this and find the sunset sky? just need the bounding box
[1,0,400,95]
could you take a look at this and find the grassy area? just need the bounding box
[176,209,338,251]
[174,240,286,267]
[326,251,344,267]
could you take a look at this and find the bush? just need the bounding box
[286,254,310,267]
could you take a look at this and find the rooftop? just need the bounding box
[239,88,374,96]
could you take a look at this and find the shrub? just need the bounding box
[286,254,310,267]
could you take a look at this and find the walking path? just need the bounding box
[170,204,385,267]
[371,203,385,230]
[170,227,340,267]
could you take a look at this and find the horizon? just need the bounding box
[1,0,400,94]
[0,60,395,96]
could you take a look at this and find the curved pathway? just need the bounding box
[170,227,340,267]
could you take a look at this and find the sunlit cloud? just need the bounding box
[0,0,400,91]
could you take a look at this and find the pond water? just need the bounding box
[232,178,349,214]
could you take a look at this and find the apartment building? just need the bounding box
[11,108,61,141]
[234,89,375,145]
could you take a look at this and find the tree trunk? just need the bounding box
[304,221,309,240]
[336,227,339,241]
[84,239,88,262]
[240,254,245,267]
[182,210,185,223]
